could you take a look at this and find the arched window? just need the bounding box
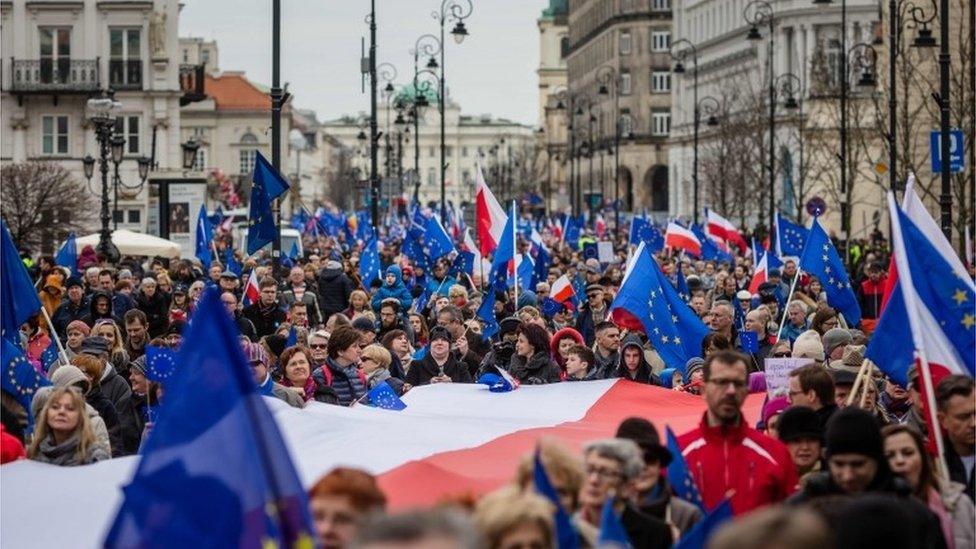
[239,132,258,174]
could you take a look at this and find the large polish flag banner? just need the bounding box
[2,381,763,548]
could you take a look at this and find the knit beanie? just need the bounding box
[825,407,884,462]
[792,330,825,362]
[778,405,823,442]
[823,328,853,357]
[65,320,91,337]
[50,365,89,389]
[129,356,147,376]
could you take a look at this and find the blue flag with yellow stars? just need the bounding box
[1,220,42,343]
[246,173,278,256]
[2,338,51,430]
[104,289,315,548]
[666,426,705,511]
[799,219,861,326]
[364,381,406,411]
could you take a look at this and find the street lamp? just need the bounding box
[774,73,802,219]
[181,137,201,171]
[743,0,777,244]
[85,91,122,263]
[670,39,700,223]
[433,0,473,220]
[410,33,442,206]
[596,65,622,232]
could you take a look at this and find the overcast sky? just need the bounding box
[179,0,547,126]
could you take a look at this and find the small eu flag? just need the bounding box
[144,345,179,383]
[666,426,705,511]
[365,381,406,411]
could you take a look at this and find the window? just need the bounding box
[127,210,141,224]
[462,169,471,184]
[620,71,632,95]
[114,115,140,154]
[651,71,671,93]
[41,115,69,155]
[239,133,259,174]
[461,146,468,157]
[620,113,634,137]
[652,111,671,136]
[427,167,436,185]
[39,27,71,84]
[446,146,453,158]
[113,210,124,223]
[824,37,842,90]
[182,49,189,63]
[201,50,210,64]
[619,31,632,55]
[193,147,208,171]
[651,0,670,11]
[109,28,142,89]
[652,31,671,52]
[560,36,570,58]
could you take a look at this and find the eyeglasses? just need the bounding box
[773,352,791,358]
[309,343,327,350]
[584,466,622,482]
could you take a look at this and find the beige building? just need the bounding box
[0,0,190,246]
[537,0,570,212]
[565,0,674,216]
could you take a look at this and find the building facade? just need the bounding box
[565,0,674,217]
[319,95,536,210]
[668,0,881,235]
[538,0,571,212]
[1,0,187,244]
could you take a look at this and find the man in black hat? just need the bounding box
[405,325,471,386]
[576,283,608,346]
[777,406,824,486]
[52,276,90,338]
[616,417,702,536]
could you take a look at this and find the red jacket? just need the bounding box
[677,413,797,515]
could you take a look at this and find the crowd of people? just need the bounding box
[2,220,974,548]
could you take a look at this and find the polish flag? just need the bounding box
[0,380,767,547]
[475,165,508,256]
[665,222,702,257]
[594,214,607,239]
[706,209,747,252]
[462,228,489,279]
[748,251,768,294]
[550,274,576,303]
[242,272,260,307]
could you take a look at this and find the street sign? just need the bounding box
[930,129,964,173]
[806,196,827,218]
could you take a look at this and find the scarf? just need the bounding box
[281,375,316,402]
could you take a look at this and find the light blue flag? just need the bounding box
[104,289,315,548]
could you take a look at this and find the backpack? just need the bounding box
[317,364,367,387]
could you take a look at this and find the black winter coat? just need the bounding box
[135,290,170,337]
[100,364,139,455]
[509,351,562,385]
[406,352,472,386]
[52,298,89,338]
[316,267,355,321]
[85,387,123,458]
[241,303,287,340]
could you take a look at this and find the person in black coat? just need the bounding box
[81,290,121,328]
[508,322,562,384]
[52,277,89,338]
[613,334,662,386]
[78,337,139,455]
[405,326,472,386]
[317,260,355,323]
[133,278,170,338]
[242,278,287,339]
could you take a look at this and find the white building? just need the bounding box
[319,92,536,209]
[668,0,879,230]
[1,0,190,244]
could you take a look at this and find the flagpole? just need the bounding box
[918,349,952,482]
[774,267,802,342]
[39,307,70,364]
[512,201,519,310]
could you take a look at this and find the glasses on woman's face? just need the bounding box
[309,343,327,350]
[773,352,791,358]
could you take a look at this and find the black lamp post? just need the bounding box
[410,34,441,204]
[107,132,151,231]
[434,0,473,221]
[596,66,622,232]
[670,39,701,224]
[744,0,778,244]
[86,91,122,263]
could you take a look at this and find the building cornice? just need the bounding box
[568,11,671,57]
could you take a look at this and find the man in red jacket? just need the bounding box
[677,350,798,515]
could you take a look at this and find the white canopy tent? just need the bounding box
[73,230,181,259]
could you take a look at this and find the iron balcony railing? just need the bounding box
[9,58,100,93]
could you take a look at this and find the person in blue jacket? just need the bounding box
[371,265,413,312]
[424,260,457,297]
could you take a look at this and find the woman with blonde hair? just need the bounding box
[473,487,555,549]
[28,386,110,466]
[92,319,130,375]
[345,289,370,319]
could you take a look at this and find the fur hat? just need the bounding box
[792,330,825,362]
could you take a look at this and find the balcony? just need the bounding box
[108,59,143,90]
[8,58,100,95]
[179,63,206,106]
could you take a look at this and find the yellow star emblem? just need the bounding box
[963,314,975,329]
[953,289,968,306]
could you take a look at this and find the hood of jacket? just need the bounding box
[616,333,653,378]
[88,290,113,319]
[319,267,345,282]
[384,265,404,288]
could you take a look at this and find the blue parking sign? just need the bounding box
[931,130,964,173]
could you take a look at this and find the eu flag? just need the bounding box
[104,289,315,548]
[665,426,705,511]
[477,290,500,340]
[775,212,809,257]
[364,381,407,410]
[40,340,60,373]
[1,220,42,343]
[195,204,214,270]
[597,496,631,547]
[799,219,861,326]
[359,237,382,288]
[224,248,243,277]
[54,232,79,277]
[246,173,277,255]
[692,224,733,264]
[402,232,430,271]
[253,151,290,201]
[673,498,733,549]
[145,344,179,383]
[1,337,52,428]
[424,215,455,260]
[533,448,579,549]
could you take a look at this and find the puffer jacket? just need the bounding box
[371,265,414,312]
[316,266,355,320]
[678,413,797,515]
[509,351,562,385]
[550,327,585,370]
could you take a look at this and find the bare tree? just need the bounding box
[1,162,95,251]
[321,136,359,210]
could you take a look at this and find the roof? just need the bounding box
[204,72,270,111]
[540,0,568,19]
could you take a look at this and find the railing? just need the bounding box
[108,59,142,90]
[9,58,100,93]
[179,63,206,106]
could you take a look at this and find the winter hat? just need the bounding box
[242,341,269,366]
[659,368,681,389]
[517,290,538,309]
[830,368,857,388]
[352,316,376,333]
[761,396,790,426]
[499,317,522,338]
[685,357,705,379]
[615,417,673,467]
[829,344,865,374]
[50,365,89,390]
[129,356,147,376]
[65,276,83,289]
[748,371,767,393]
[79,336,109,356]
[65,320,91,337]
[264,334,287,359]
[792,330,825,363]
[429,325,453,344]
[736,290,753,301]
[825,407,884,462]
[777,406,823,442]
[823,328,852,357]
